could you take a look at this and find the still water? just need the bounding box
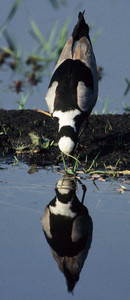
[0,158,130,300]
[0,0,130,113]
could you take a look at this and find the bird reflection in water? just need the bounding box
[41,176,93,293]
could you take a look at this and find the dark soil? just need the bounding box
[0,109,130,170]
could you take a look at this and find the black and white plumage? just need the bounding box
[41,176,93,292]
[45,11,98,154]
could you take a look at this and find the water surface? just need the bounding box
[0,159,130,300]
[0,0,130,113]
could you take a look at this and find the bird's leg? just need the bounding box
[77,178,87,204]
[75,118,89,153]
[78,118,89,139]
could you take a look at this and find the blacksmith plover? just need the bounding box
[45,11,98,154]
[41,176,92,292]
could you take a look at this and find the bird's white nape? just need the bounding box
[50,198,76,218]
[53,109,81,131]
[58,136,75,154]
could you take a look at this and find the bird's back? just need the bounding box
[45,11,98,154]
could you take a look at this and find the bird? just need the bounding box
[45,11,98,154]
[41,176,93,292]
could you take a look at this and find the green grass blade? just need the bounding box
[55,17,70,57]
[0,0,21,38]
[48,21,58,47]
[91,27,103,44]
[50,0,66,9]
[30,20,52,56]
[102,96,109,114]
[85,152,100,174]
[65,153,81,165]
[4,30,17,53]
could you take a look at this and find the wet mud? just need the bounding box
[0,109,130,170]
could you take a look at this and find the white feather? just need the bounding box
[41,207,52,238]
[50,198,76,218]
[45,81,58,114]
[77,81,97,112]
[53,109,81,131]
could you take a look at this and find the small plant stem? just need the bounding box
[37,109,51,117]
[85,152,100,174]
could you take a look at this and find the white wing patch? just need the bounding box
[77,81,96,113]
[41,207,52,238]
[45,81,58,114]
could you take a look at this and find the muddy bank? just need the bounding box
[0,109,130,170]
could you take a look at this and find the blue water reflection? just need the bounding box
[0,161,130,300]
[0,0,130,112]
[41,176,93,292]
